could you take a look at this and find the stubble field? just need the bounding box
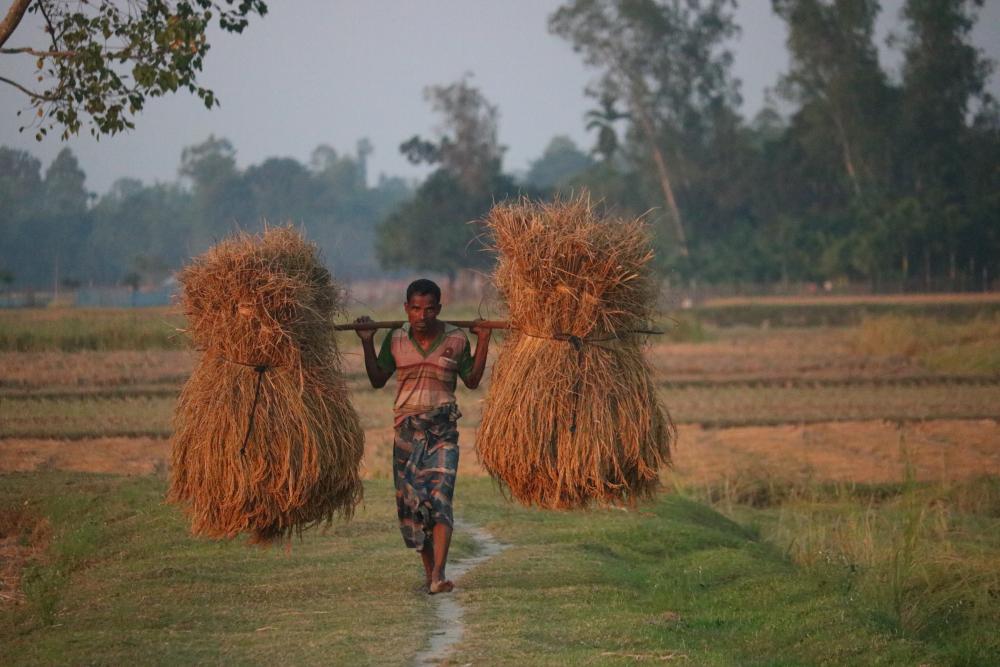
[1,301,998,665]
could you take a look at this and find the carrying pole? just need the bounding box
[334,320,510,332]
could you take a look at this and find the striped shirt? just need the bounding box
[377,323,474,426]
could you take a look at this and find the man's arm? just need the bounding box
[461,322,492,389]
[355,316,393,388]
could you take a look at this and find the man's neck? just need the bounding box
[411,320,443,346]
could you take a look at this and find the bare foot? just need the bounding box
[429,579,454,595]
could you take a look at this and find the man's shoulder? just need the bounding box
[442,324,470,346]
[380,327,405,352]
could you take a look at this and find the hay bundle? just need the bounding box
[477,196,674,509]
[168,226,364,543]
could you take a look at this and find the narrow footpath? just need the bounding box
[412,521,507,667]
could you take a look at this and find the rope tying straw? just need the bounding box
[567,335,584,434]
[208,354,276,457]
[240,365,268,457]
[520,327,664,435]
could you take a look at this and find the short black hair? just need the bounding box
[406,278,441,304]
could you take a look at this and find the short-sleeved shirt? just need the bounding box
[377,322,474,426]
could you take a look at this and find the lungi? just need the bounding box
[392,404,460,551]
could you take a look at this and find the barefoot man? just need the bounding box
[355,279,491,594]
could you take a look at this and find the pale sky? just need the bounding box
[1,0,998,195]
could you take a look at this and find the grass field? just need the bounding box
[1,301,998,665]
[2,474,997,665]
[693,293,1000,327]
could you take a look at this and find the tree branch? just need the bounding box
[0,46,77,58]
[0,74,56,101]
[36,0,61,49]
[0,0,32,50]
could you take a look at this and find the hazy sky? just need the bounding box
[1,0,998,195]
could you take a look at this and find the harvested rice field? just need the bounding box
[4,420,998,487]
[2,311,998,477]
[3,381,999,439]
[2,303,999,665]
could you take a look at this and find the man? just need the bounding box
[355,278,491,594]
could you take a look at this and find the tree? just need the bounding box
[584,92,629,163]
[376,170,506,281]
[773,0,896,197]
[85,178,192,284]
[21,147,91,288]
[550,1,742,258]
[0,146,43,265]
[43,146,88,216]
[244,157,313,223]
[380,78,526,281]
[0,0,267,140]
[179,135,251,246]
[399,76,505,193]
[896,0,996,286]
[524,135,594,190]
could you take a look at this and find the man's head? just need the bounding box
[404,278,442,333]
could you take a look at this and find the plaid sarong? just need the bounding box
[392,403,461,551]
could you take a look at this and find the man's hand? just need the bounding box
[469,319,492,343]
[463,319,492,389]
[356,315,392,388]
[355,315,376,342]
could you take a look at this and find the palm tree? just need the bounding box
[584,93,629,163]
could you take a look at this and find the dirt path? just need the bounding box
[412,521,507,667]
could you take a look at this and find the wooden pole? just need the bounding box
[334,319,510,332]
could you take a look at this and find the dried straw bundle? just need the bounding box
[477,196,674,509]
[168,226,364,543]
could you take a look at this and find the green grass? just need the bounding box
[5,300,1000,353]
[693,475,1000,666]
[4,473,996,665]
[695,300,1000,328]
[854,314,1000,375]
[0,309,186,352]
[455,481,1000,664]
[0,473,442,666]
[450,482,962,666]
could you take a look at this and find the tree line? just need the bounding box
[0,138,410,288]
[382,0,998,292]
[1,0,998,292]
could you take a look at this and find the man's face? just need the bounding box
[405,293,441,333]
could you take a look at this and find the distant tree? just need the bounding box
[0,147,43,273]
[584,92,629,163]
[86,178,192,284]
[179,135,251,246]
[550,0,742,258]
[376,169,521,282]
[772,0,896,197]
[896,0,996,285]
[0,146,43,209]
[244,157,313,222]
[305,141,411,278]
[0,0,267,140]
[380,78,524,282]
[43,146,88,216]
[122,271,142,306]
[399,75,505,192]
[311,144,367,199]
[36,147,90,287]
[525,135,594,190]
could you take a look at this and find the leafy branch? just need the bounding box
[0,0,268,140]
